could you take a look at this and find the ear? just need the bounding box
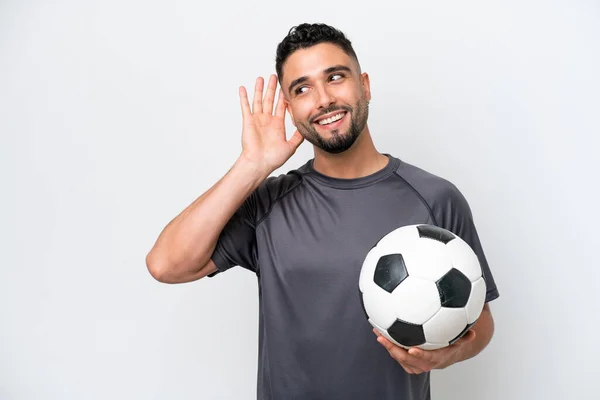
[360,72,371,103]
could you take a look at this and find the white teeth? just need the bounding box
[317,112,345,125]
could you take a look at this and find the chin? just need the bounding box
[316,132,360,154]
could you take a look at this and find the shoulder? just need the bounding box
[391,157,472,226]
[393,158,463,204]
[250,164,305,220]
[257,165,304,200]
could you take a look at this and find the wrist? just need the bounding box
[235,154,273,182]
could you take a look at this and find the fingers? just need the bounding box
[384,343,426,374]
[408,347,427,359]
[248,75,286,116]
[373,329,429,374]
[246,75,285,117]
[463,328,477,342]
[407,347,437,368]
[377,336,421,367]
[262,74,277,115]
[252,77,264,114]
[239,86,252,122]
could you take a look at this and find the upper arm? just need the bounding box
[181,258,218,282]
[209,173,302,276]
[195,259,218,280]
[209,197,259,275]
[434,184,500,303]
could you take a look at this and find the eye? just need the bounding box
[295,86,309,95]
[330,73,344,81]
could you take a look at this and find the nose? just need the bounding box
[315,84,335,109]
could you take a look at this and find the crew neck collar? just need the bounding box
[304,154,399,189]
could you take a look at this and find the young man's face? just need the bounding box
[281,42,371,154]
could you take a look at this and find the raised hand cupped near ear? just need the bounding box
[239,74,304,174]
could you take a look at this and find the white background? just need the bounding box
[1,0,599,399]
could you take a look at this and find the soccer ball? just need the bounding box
[358,224,486,350]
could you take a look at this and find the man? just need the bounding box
[146,23,499,400]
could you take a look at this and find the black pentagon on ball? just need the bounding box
[436,268,472,308]
[450,321,477,345]
[417,224,456,244]
[388,319,426,347]
[374,254,409,293]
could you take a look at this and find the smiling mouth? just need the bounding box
[314,111,347,126]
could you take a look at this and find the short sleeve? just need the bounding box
[209,191,259,277]
[434,184,500,303]
[206,170,303,278]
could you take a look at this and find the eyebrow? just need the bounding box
[288,65,353,95]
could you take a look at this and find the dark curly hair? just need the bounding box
[275,23,359,82]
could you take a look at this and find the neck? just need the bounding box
[311,126,389,179]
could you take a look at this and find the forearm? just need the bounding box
[442,304,495,368]
[147,156,270,281]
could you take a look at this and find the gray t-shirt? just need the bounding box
[210,154,499,400]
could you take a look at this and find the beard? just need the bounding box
[296,96,369,154]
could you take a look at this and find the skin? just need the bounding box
[278,42,389,179]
